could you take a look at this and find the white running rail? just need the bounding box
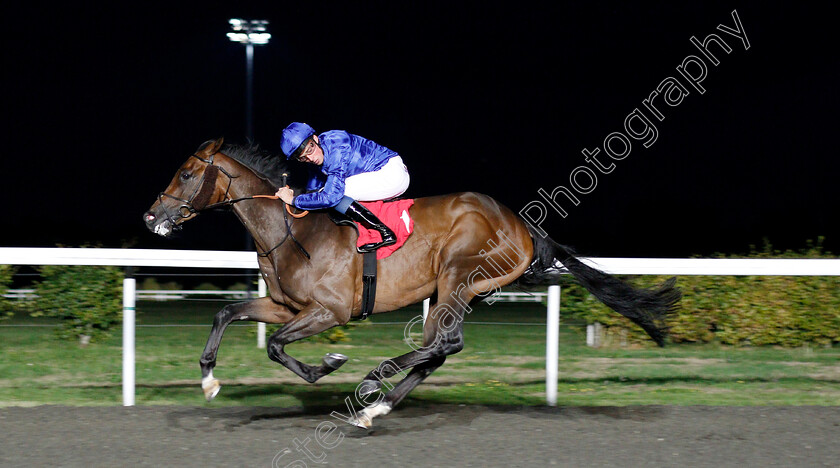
[2,247,839,407]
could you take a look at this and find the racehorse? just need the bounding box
[143,138,681,428]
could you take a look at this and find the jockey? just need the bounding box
[274,122,410,253]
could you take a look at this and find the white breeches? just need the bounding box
[344,156,410,201]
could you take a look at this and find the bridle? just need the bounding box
[155,152,238,228]
[156,150,310,259]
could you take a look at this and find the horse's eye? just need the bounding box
[180,171,192,181]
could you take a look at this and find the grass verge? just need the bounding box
[1,300,838,407]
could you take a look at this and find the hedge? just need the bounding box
[31,264,124,343]
[0,265,14,321]
[556,239,840,347]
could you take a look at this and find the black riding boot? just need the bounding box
[344,202,397,253]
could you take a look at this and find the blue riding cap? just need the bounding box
[281,122,316,159]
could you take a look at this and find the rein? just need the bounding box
[255,196,311,259]
[253,195,310,219]
[158,151,311,259]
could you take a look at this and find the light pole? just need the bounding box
[227,18,270,143]
[228,19,270,299]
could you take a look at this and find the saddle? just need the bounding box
[328,199,415,320]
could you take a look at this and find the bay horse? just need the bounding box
[143,138,680,428]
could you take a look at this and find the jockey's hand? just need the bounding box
[274,186,295,205]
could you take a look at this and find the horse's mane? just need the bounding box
[221,143,291,189]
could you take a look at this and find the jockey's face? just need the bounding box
[297,135,324,165]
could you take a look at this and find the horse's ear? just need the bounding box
[196,137,225,156]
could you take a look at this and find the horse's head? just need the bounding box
[144,138,233,237]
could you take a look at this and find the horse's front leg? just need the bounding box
[200,297,295,400]
[266,301,350,383]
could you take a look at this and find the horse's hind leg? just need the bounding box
[350,313,464,428]
[266,302,350,383]
[351,357,445,428]
[357,260,478,399]
[356,310,464,397]
[199,297,295,400]
[351,286,469,428]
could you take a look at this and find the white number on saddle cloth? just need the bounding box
[400,210,411,232]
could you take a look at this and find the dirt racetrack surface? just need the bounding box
[1,404,838,467]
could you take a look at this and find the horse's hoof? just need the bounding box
[351,414,373,429]
[351,402,392,429]
[323,353,348,370]
[202,376,221,401]
[357,379,382,397]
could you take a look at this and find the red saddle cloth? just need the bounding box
[355,199,415,259]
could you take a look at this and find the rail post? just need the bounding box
[257,277,267,348]
[546,285,560,406]
[122,267,136,406]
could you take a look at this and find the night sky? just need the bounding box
[4,2,838,258]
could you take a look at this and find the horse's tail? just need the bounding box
[516,229,681,347]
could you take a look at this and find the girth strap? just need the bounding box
[327,211,376,320]
[357,251,377,321]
